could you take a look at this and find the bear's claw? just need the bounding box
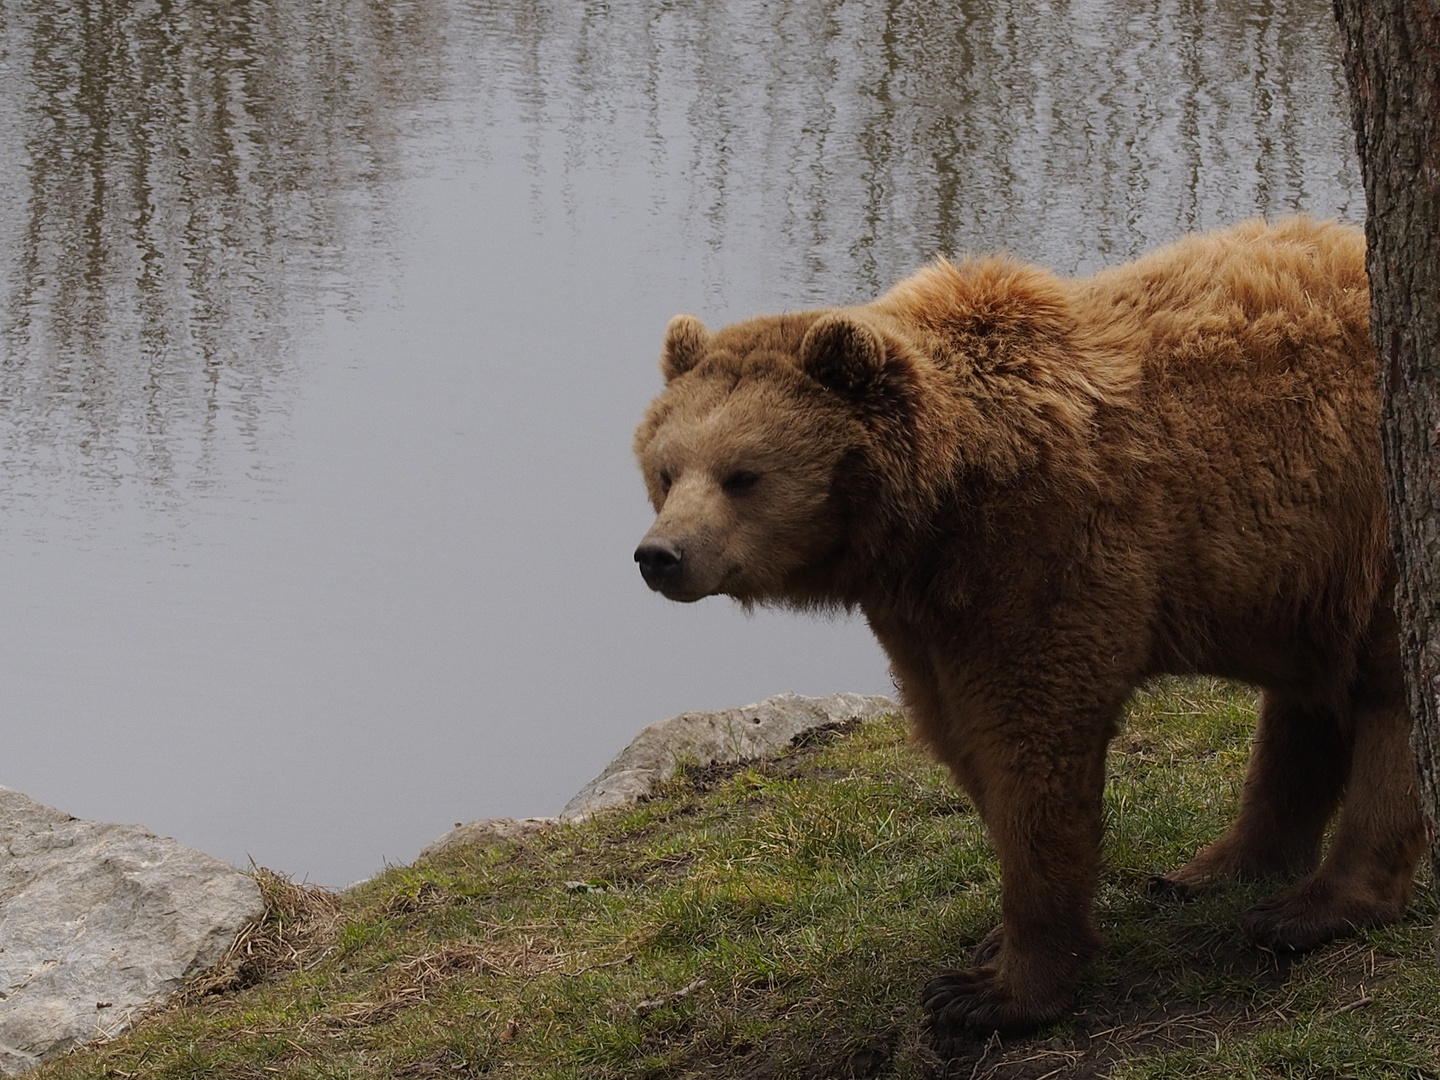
[1240,881,1397,953]
[971,925,1005,965]
[1242,898,1335,952]
[922,965,1066,1051]
[1147,873,1199,900]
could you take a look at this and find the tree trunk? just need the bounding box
[1332,1,1440,922]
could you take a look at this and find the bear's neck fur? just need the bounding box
[808,256,1146,621]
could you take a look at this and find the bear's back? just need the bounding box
[1079,217,1371,387]
[1076,220,1384,684]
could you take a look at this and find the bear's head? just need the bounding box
[632,257,1139,610]
[632,308,901,605]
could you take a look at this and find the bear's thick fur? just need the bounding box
[632,218,1424,1040]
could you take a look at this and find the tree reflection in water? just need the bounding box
[0,0,443,495]
[0,0,1357,500]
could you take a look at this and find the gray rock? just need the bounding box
[0,787,264,1075]
[418,816,557,861]
[560,691,899,820]
[419,693,899,862]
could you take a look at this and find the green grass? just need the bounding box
[37,678,1440,1079]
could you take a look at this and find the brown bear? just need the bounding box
[631,217,1425,1041]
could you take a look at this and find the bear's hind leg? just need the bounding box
[1156,691,1349,897]
[1242,692,1424,951]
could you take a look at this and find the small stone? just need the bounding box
[563,880,607,894]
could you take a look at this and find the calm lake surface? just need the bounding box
[0,0,1360,884]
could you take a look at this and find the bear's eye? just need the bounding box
[658,469,673,494]
[721,470,759,495]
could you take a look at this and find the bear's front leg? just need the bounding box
[922,708,1111,1047]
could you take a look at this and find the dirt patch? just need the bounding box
[617,851,696,886]
[912,996,1260,1079]
[384,879,457,918]
[675,717,868,794]
[906,935,1396,1079]
[788,717,865,750]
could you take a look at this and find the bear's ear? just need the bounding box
[799,314,887,396]
[661,315,710,382]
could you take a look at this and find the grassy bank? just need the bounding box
[39,679,1440,1079]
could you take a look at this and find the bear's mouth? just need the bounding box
[657,565,741,604]
[658,583,709,603]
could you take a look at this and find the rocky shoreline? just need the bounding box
[0,692,897,1074]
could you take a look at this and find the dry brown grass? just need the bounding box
[178,867,345,1003]
[323,939,566,1028]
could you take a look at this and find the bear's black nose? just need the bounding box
[635,539,683,590]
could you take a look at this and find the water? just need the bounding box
[0,0,1360,885]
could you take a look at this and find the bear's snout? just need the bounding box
[634,538,684,591]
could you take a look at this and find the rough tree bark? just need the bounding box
[1332,2,1440,919]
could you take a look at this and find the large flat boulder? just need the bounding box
[0,787,263,1075]
[560,691,899,820]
